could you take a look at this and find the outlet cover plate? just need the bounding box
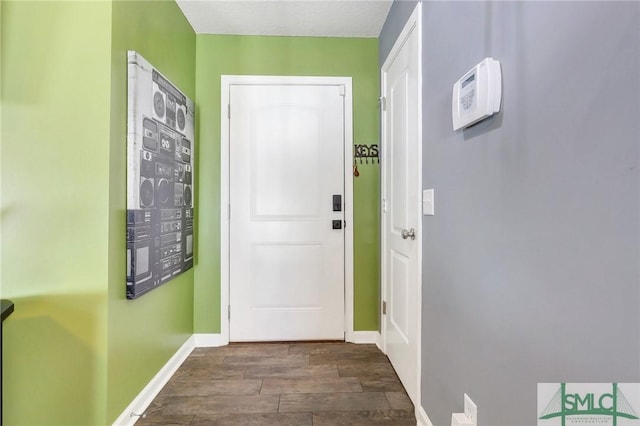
[464,394,477,426]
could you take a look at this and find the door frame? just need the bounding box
[220,75,354,343]
[380,2,423,405]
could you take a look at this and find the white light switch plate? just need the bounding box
[423,189,434,216]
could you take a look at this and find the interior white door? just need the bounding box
[229,83,345,342]
[382,11,421,404]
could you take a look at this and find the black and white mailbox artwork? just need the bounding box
[126,51,195,299]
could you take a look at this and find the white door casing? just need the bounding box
[381,4,422,407]
[221,76,354,342]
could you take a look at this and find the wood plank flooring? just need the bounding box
[137,342,416,425]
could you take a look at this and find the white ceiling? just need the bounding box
[176,0,394,38]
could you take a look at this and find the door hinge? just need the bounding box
[227,204,231,219]
[339,85,346,97]
[227,104,231,119]
[382,301,387,315]
[378,96,386,111]
[228,305,231,320]
[382,198,388,213]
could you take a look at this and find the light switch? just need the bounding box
[423,189,434,216]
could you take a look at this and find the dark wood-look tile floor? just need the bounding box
[137,342,416,425]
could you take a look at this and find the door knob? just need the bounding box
[401,228,416,240]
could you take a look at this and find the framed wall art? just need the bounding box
[126,51,195,299]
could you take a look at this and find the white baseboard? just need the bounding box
[112,335,196,426]
[416,405,434,426]
[346,330,380,344]
[194,333,228,347]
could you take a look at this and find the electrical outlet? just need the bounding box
[464,394,477,426]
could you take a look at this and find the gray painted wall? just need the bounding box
[379,1,640,425]
[378,0,417,65]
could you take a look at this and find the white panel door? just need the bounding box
[229,83,345,341]
[382,9,421,404]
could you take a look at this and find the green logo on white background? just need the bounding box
[538,383,640,426]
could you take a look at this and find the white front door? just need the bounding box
[229,82,346,342]
[381,5,421,405]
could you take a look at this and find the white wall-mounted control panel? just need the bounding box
[452,57,502,131]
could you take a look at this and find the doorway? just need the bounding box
[221,76,354,342]
[380,4,423,406]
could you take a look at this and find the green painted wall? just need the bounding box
[194,35,380,333]
[2,5,379,424]
[1,1,113,424]
[1,1,196,424]
[107,1,196,423]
